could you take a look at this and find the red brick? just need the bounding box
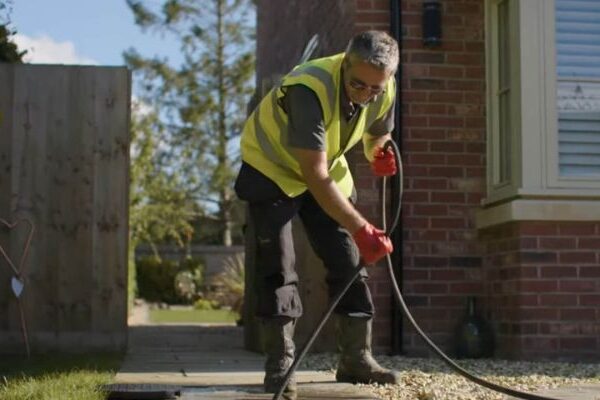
[439,39,465,52]
[431,191,465,203]
[519,280,558,292]
[430,295,463,307]
[463,91,485,103]
[431,217,466,229]
[446,2,482,15]
[429,116,464,128]
[430,269,465,281]
[449,104,484,117]
[430,66,465,78]
[404,217,429,229]
[403,90,428,102]
[517,294,540,306]
[559,252,596,264]
[404,64,430,77]
[413,204,448,216]
[522,337,559,351]
[355,12,390,23]
[560,337,597,350]
[413,178,448,189]
[430,142,465,153]
[409,283,449,294]
[464,66,485,79]
[404,268,429,280]
[429,91,463,103]
[402,191,429,202]
[411,78,445,90]
[404,116,429,127]
[356,0,373,9]
[465,41,485,52]
[540,266,578,278]
[411,104,447,115]
[371,0,388,10]
[559,308,596,321]
[465,116,486,128]
[410,52,446,64]
[580,295,600,306]
[403,140,429,152]
[446,154,481,165]
[411,229,447,241]
[466,167,485,177]
[449,282,482,293]
[540,237,576,249]
[409,128,446,140]
[408,152,443,166]
[519,308,559,320]
[559,280,597,292]
[413,256,449,268]
[577,238,600,249]
[579,266,600,278]
[429,166,464,178]
[446,53,484,65]
[559,223,597,236]
[519,222,559,236]
[540,294,578,307]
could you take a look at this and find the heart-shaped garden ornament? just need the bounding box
[0,217,35,358]
[0,217,35,278]
[11,276,24,298]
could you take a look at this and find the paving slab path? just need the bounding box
[117,307,599,400]
[114,323,378,399]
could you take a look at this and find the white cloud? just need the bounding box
[13,33,98,65]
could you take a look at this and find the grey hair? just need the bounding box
[345,30,399,74]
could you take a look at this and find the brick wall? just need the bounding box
[482,222,600,361]
[397,0,487,356]
[349,0,395,352]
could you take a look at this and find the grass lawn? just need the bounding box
[0,352,123,400]
[149,308,239,324]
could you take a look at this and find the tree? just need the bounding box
[0,0,26,62]
[125,0,255,246]
[129,101,196,254]
[128,100,197,308]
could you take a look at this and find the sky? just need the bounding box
[8,0,182,66]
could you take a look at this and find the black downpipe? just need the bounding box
[389,0,404,355]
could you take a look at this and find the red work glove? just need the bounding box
[352,223,393,265]
[371,146,397,176]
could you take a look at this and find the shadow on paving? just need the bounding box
[115,324,380,399]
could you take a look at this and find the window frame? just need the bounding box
[484,0,600,207]
[479,0,600,228]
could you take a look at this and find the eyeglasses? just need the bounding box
[348,77,385,96]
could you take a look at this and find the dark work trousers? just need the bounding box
[235,162,375,319]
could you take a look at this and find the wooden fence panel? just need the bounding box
[0,64,130,353]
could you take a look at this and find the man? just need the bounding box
[235,30,400,399]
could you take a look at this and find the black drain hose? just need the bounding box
[273,139,561,400]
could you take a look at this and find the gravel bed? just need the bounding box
[303,353,600,400]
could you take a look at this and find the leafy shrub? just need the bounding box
[206,253,245,316]
[193,298,219,310]
[136,257,204,304]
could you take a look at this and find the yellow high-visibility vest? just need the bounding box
[240,52,395,198]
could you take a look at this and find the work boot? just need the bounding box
[262,317,297,400]
[335,315,401,385]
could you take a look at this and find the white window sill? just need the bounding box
[476,198,600,229]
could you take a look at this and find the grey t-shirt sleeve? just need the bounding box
[367,97,396,136]
[282,85,326,151]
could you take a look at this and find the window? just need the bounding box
[486,0,519,203]
[479,0,600,227]
[555,0,600,177]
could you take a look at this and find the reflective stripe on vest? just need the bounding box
[240,52,395,198]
